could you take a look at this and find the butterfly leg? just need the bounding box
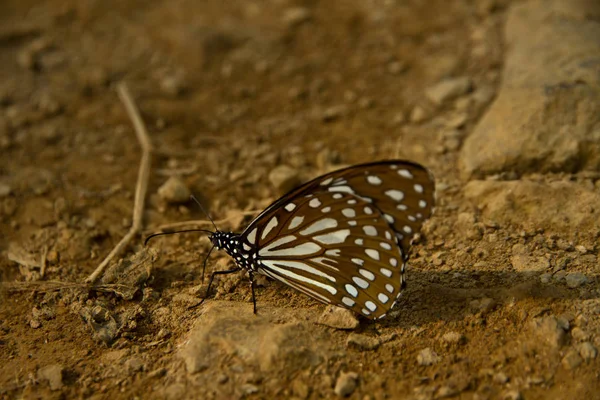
[189,267,241,310]
[248,271,257,314]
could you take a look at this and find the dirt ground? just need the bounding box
[1,0,599,399]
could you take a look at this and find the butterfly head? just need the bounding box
[209,231,240,252]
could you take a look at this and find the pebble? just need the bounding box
[322,105,348,122]
[160,72,187,97]
[0,183,11,197]
[346,333,380,351]
[503,390,523,400]
[511,255,550,272]
[334,371,358,397]
[539,273,552,284]
[268,165,301,194]
[441,331,466,345]
[425,76,472,105]
[410,105,428,123]
[157,176,191,204]
[493,372,509,384]
[565,272,588,288]
[530,316,567,348]
[317,306,359,330]
[283,7,312,27]
[125,356,145,373]
[37,364,64,390]
[561,349,583,370]
[577,342,597,361]
[417,348,439,366]
[570,327,590,342]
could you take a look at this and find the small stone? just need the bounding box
[0,183,11,197]
[387,61,406,75]
[570,327,590,342]
[125,356,145,373]
[283,7,312,27]
[37,364,64,390]
[530,316,567,348]
[346,333,380,351]
[317,306,359,330]
[470,297,496,314]
[410,105,428,123]
[241,384,259,395]
[334,371,358,397]
[561,349,583,370]
[417,348,439,366]
[322,105,348,122]
[565,272,588,288]
[493,372,509,384]
[441,331,466,345]
[157,176,191,204]
[160,73,187,97]
[268,165,301,194]
[511,255,550,272]
[539,273,552,284]
[425,77,472,105]
[577,342,597,361]
[503,390,523,400]
[436,385,458,398]
[30,319,41,329]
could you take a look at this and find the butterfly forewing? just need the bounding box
[247,191,405,318]
[246,161,434,253]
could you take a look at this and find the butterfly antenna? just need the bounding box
[144,229,214,246]
[190,194,219,232]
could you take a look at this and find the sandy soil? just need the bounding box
[1,1,599,399]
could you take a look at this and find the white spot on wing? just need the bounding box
[342,208,356,218]
[364,207,373,214]
[353,276,369,289]
[403,225,412,234]
[284,203,296,212]
[398,169,414,179]
[333,193,343,199]
[385,189,405,202]
[355,238,364,245]
[385,283,394,293]
[365,301,377,311]
[419,200,427,208]
[378,293,390,303]
[259,241,321,257]
[345,284,358,297]
[247,227,257,244]
[321,206,331,213]
[309,198,322,208]
[384,214,394,224]
[351,258,364,266]
[325,249,340,257]
[390,258,398,267]
[366,175,382,185]
[313,229,351,244]
[328,185,354,194]
[359,269,375,281]
[380,268,392,277]
[299,218,338,235]
[288,216,305,230]
[261,217,279,240]
[380,242,392,250]
[320,177,333,186]
[365,249,380,260]
[363,226,377,236]
[414,184,424,193]
[342,297,355,307]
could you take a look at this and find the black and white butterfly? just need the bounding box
[150,160,434,319]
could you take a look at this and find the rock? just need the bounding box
[334,371,358,397]
[503,390,523,400]
[283,7,312,28]
[125,356,145,373]
[179,302,324,374]
[417,348,439,366]
[561,349,583,370]
[540,273,552,284]
[460,1,600,178]
[470,297,496,314]
[410,105,428,123]
[425,77,472,105]
[159,72,187,97]
[493,372,509,384]
[464,180,600,234]
[346,333,380,351]
[37,364,64,390]
[441,331,466,345]
[0,183,11,197]
[317,306,359,330]
[565,272,588,288]
[322,105,348,122]
[157,176,191,204]
[268,165,301,194]
[577,342,597,361]
[529,316,568,349]
[511,255,550,272]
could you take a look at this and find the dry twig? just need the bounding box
[85,83,152,283]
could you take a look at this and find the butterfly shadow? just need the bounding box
[378,269,600,329]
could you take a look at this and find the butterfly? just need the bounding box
[150,160,434,319]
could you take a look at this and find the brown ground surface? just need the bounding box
[1,1,599,399]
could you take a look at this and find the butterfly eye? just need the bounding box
[199,160,434,320]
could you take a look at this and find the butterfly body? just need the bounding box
[202,160,434,320]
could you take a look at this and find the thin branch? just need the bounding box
[85,83,152,283]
